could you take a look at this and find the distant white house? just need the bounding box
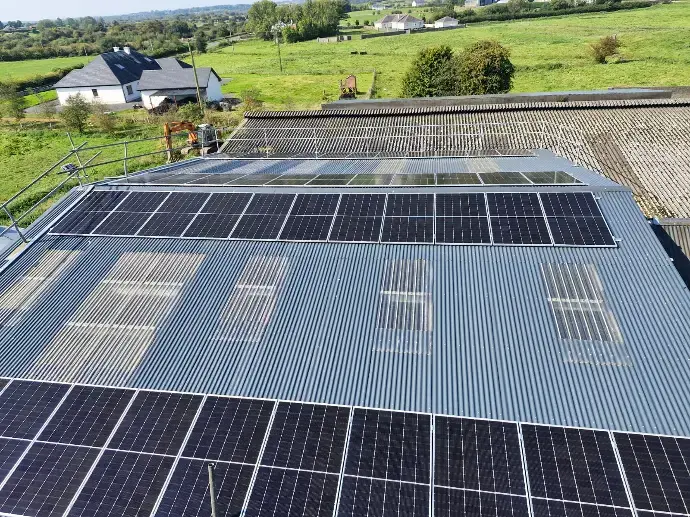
[374,14,424,31]
[411,0,425,6]
[372,2,387,10]
[139,68,223,109]
[434,16,459,27]
[464,0,498,6]
[54,47,194,106]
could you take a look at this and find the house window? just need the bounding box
[126,85,133,95]
[216,256,288,343]
[541,263,628,366]
[91,89,98,97]
[29,252,204,382]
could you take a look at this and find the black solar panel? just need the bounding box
[437,173,482,185]
[436,217,491,244]
[345,409,431,483]
[0,438,29,480]
[156,459,254,517]
[202,193,252,214]
[38,386,134,447]
[487,193,543,217]
[390,174,436,186]
[232,174,282,186]
[436,417,525,494]
[479,172,530,185]
[291,194,340,215]
[157,192,210,213]
[540,193,602,217]
[183,213,240,239]
[109,390,202,455]
[94,211,151,235]
[491,217,551,245]
[70,450,174,517]
[50,210,109,234]
[267,174,318,185]
[523,425,627,506]
[437,194,487,217]
[338,194,386,217]
[280,215,334,241]
[261,402,350,473]
[615,433,690,514]
[531,498,633,517]
[338,476,429,517]
[547,217,615,246]
[309,174,356,185]
[0,442,99,517]
[245,194,295,214]
[0,380,69,439]
[231,214,286,239]
[246,467,339,517]
[434,487,529,517]
[116,191,169,212]
[182,396,274,463]
[381,217,434,243]
[386,194,434,217]
[74,191,129,212]
[523,171,581,185]
[330,216,382,242]
[137,212,196,237]
[348,174,394,186]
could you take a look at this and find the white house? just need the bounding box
[374,14,424,30]
[138,68,223,109]
[54,47,162,106]
[411,0,425,6]
[372,2,387,10]
[434,16,459,27]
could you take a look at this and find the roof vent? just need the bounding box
[123,46,131,54]
[113,46,120,52]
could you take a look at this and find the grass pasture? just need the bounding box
[0,55,92,81]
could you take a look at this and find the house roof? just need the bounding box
[377,13,423,24]
[54,49,160,88]
[435,16,457,22]
[138,67,220,91]
[155,57,193,70]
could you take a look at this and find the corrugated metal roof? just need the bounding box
[0,184,689,436]
[653,218,690,289]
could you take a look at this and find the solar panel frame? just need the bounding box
[338,194,387,217]
[201,192,253,214]
[479,172,531,185]
[390,174,437,186]
[436,217,492,245]
[540,193,604,218]
[434,486,530,517]
[183,213,241,239]
[522,171,582,185]
[531,498,634,517]
[137,212,197,237]
[490,216,552,245]
[381,216,434,243]
[547,217,616,246]
[291,194,341,215]
[280,215,335,241]
[50,210,111,235]
[244,193,296,215]
[0,438,31,482]
[230,214,287,240]
[487,193,543,217]
[157,192,210,214]
[338,476,430,517]
[0,380,70,439]
[92,211,152,236]
[436,194,487,217]
[73,191,129,212]
[115,191,169,212]
[329,216,383,243]
[385,194,435,217]
[436,173,482,185]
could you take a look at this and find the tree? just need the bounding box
[90,100,117,133]
[456,40,514,95]
[0,82,26,121]
[507,0,529,13]
[247,0,279,39]
[590,35,620,63]
[401,46,459,98]
[60,94,91,133]
[194,32,208,53]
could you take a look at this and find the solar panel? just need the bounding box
[94,211,151,235]
[202,193,252,214]
[280,215,333,241]
[330,216,382,242]
[231,214,286,239]
[338,476,429,517]
[345,409,430,483]
[183,213,240,239]
[38,386,134,447]
[156,459,254,517]
[108,390,202,455]
[267,174,318,185]
[291,194,340,215]
[115,191,169,212]
[547,217,615,246]
[70,450,174,517]
[348,174,394,186]
[232,174,282,186]
[436,194,487,217]
[437,173,482,185]
[434,487,529,517]
[0,438,30,480]
[245,467,339,517]
[436,217,491,244]
[435,417,525,494]
[182,396,274,463]
[540,193,603,217]
[137,212,196,237]
[309,174,356,185]
[0,380,69,439]
[187,174,243,185]
[261,402,349,473]
[74,191,129,212]
[490,217,551,245]
[381,217,434,243]
[523,171,581,185]
[50,210,110,234]
[338,194,386,217]
[386,194,434,216]
[479,172,530,185]
[487,193,543,217]
[390,174,436,186]
[522,425,628,506]
[615,432,690,514]
[245,194,295,214]
[531,498,633,517]
[0,442,99,517]
[157,192,210,213]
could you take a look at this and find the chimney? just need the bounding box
[123,46,131,54]
[113,46,120,52]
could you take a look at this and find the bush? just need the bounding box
[401,46,459,98]
[240,89,264,111]
[590,35,620,63]
[177,103,205,123]
[0,82,26,121]
[456,40,515,95]
[60,94,91,133]
[90,100,118,133]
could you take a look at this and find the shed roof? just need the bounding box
[54,49,160,88]
[138,67,220,91]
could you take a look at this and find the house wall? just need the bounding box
[56,86,126,106]
[141,88,201,109]
[206,75,223,102]
[435,19,459,27]
[392,20,423,30]
[122,81,141,102]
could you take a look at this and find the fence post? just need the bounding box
[3,207,27,243]
[67,132,85,185]
[123,142,129,178]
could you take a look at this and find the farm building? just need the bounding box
[1,96,690,515]
[138,67,223,109]
[434,15,460,27]
[412,0,425,5]
[374,13,424,30]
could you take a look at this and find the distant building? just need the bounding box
[464,0,498,6]
[138,68,223,109]
[434,16,459,27]
[412,0,425,5]
[374,13,424,30]
[372,2,387,10]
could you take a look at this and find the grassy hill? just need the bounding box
[0,55,92,82]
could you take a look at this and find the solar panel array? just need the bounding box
[0,378,685,517]
[50,191,616,247]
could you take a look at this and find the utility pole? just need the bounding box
[187,39,205,115]
[275,33,283,73]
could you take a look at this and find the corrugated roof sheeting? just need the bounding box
[0,191,689,435]
[653,219,690,289]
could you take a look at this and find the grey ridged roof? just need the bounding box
[155,57,193,70]
[54,49,160,88]
[138,68,220,91]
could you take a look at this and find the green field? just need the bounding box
[193,1,690,107]
[0,55,92,81]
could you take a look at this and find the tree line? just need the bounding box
[247,0,350,42]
